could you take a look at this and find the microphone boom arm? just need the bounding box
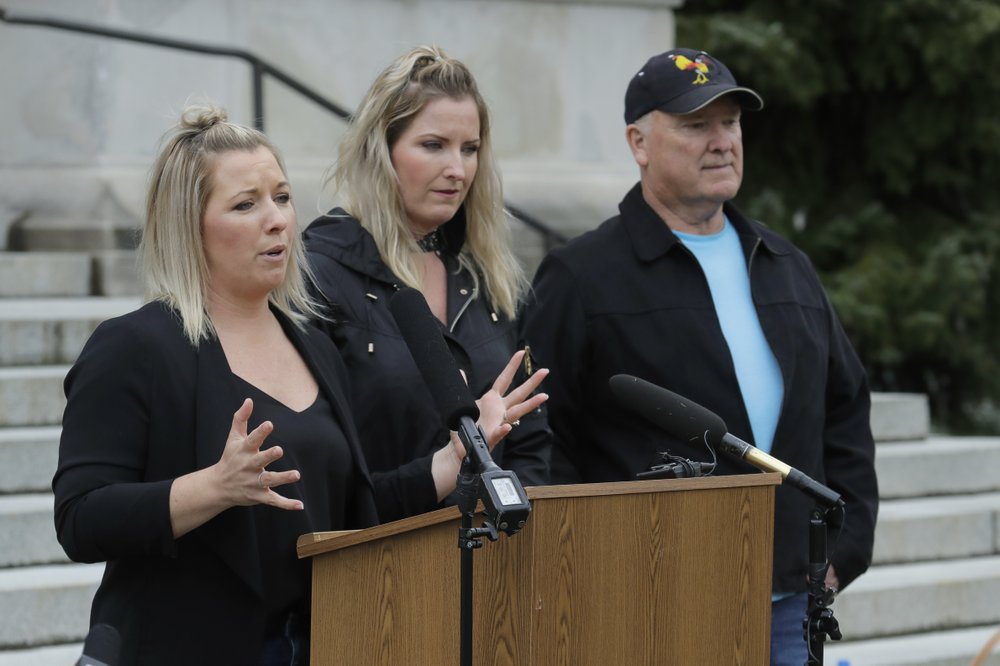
[718,434,843,509]
[608,374,843,510]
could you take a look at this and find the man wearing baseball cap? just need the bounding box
[523,48,878,664]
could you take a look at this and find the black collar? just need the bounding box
[415,228,444,253]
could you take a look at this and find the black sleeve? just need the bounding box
[493,315,552,486]
[521,255,589,484]
[305,256,444,522]
[369,455,439,523]
[822,296,879,590]
[496,408,551,487]
[52,316,177,563]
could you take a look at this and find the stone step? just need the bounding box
[10,483,993,569]
[0,426,60,494]
[834,555,1000,641]
[870,392,930,442]
[0,252,92,298]
[0,600,993,664]
[874,492,1000,565]
[0,494,67,568]
[9,218,139,254]
[0,563,102,649]
[876,436,1000,499]
[4,487,995,569]
[0,643,83,666]
[0,297,139,365]
[91,250,142,297]
[826,624,1000,666]
[0,366,68,428]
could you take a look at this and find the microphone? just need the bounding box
[76,624,120,666]
[609,374,843,509]
[636,451,714,480]
[388,287,530,534]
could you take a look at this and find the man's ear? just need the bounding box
[626,124,649,168]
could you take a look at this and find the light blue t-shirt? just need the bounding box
[674,217,784,454]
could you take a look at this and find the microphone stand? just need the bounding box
[455,455,499,666]
[451,416,531,666]
[805,505,842,665]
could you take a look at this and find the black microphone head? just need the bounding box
[79,623,120,666]
[609,374,727,444]
[388,287,479,429]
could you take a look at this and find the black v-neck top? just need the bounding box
[233,374,354,617]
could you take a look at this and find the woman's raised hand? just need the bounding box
[454,349,549,458]
[432,350,547,500]
[215,398,303,510]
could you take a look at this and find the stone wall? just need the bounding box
[0,0,682,249]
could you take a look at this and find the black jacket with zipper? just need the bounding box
[304,209,551,521]
[523,183,878,594]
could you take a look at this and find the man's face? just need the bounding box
[630,97,743,215]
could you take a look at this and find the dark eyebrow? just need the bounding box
[415,133,481,144]
[227,187,259,202]
[226,181,290,202]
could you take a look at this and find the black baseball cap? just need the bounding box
[624,48,764,123]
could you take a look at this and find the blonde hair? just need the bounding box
[141,105,321,345]
[328,45,526,317]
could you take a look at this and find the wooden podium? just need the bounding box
[298,473,779,665]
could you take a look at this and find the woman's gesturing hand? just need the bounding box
[432,350,547,500]
[215,398,303,510]
[169,398,302,539]
[448,350,549,462]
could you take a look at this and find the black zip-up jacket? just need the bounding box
[304,210,551,522]
[523,184,878,593]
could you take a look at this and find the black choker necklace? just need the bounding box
[416,229,444,253]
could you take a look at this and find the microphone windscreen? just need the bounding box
[80,623,120,665]
[608,374,727,443]
[389,287,479,429]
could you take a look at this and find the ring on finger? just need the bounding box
[509,419,521,427]
[258,471,268,489]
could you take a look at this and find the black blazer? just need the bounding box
[53,301,378,665]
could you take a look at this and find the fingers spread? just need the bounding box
[265,442,284,462]
[263,490,304,511]
[503,367,549,405]
[484,422,513,448]
[491,350,525,395]
[230,398,254,437]
[503,392,549,425]
[245,420,274,452]
[257,469,303,510]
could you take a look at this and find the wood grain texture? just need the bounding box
[306,474,778,665]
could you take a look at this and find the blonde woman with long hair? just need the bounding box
[304,46,552,520]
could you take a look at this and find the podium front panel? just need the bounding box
[307,475,776,665]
